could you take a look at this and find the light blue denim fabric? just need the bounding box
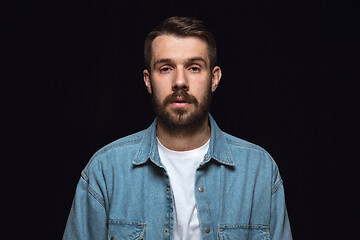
[63,114,292,240]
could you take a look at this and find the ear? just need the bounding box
[143,69,152,94]
[211,66,222,92]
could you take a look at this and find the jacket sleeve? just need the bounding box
[270,168,293,240]
[63,174,108,240]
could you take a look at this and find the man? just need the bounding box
[63,16,292,239]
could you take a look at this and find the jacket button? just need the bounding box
[205,227,211,233]
[198,186,204,192]
[165,228,169,233]
[110,237,115,240]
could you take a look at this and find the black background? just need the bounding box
[2,0,350,239]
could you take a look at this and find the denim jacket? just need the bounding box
[63,115,292,240]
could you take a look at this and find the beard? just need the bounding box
[152,87,212,136]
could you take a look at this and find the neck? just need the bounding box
[156,116,210,151]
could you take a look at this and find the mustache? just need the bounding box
[163,90,198,105]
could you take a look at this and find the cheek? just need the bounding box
[150,77,165,93]
[151,74,173,88]
[151,83,169,101]
[191,80,212,97]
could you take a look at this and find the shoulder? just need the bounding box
[221,132,282,185]
[223,132,270,155]
[222,132,277,167]
[93,130,146,159]
[81,129,147,179]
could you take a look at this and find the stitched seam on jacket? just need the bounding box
[109,220,146,227]
[83,136,144,174]
[80,175,106,208]
[88,181,106,208]
[218,224,270,230]
[271,179,283,195]
[92,138,142,160]
[226,138,266,152]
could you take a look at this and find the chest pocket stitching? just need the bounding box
[218,224,270,240]
[109,220,146,226]
[108,220,146,240]
[219,224,269,230]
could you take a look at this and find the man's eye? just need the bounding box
[160,67,172,73]
[189,66,201,72]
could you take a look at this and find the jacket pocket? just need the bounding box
[218,224,270,240]
[108,220,146,240]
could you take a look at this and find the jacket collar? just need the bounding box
[132,114,235,167]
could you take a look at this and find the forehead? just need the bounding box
[151,35,209,64]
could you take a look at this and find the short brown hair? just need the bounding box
[144,16,217,71]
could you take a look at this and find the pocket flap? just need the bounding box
[218,224,270,240]
[108,220,146,240]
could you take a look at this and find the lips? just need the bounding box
[172,96,189,104]
[163,90,198,107]
[170,96,191,108]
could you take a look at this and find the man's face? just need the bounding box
[143,35,221,132]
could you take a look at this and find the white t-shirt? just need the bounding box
[157,138,210,240]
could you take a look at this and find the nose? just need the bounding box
[172,68,189,91]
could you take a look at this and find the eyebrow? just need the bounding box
[153,57,208,69]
